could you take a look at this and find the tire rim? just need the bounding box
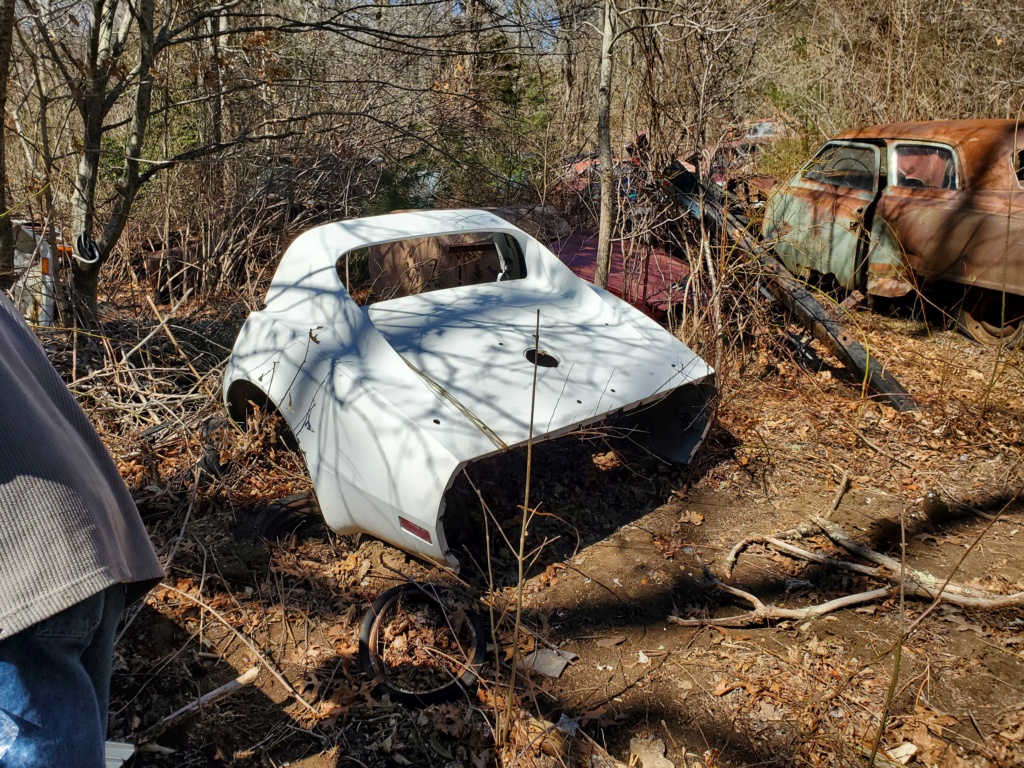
[363,584,484,699]
[961,291,1024,347]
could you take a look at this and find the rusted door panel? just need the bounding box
[770,185,876,289]
[825,187,877,288]
[878,188,1024,294]
[865,215,913,297]
[766,142,880,290]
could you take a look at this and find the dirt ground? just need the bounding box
[71,300,1024,768]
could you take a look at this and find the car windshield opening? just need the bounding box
[801,144,877,192]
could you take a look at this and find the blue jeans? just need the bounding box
[0,585,126,768]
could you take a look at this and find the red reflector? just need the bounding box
[41,258,50,275]
[399,517,431,543]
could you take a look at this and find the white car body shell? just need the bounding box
[224,209,714,568]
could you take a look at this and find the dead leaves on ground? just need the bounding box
[668,623,1024,767]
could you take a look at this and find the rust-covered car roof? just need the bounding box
[836,119,1023,190]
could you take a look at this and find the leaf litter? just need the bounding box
[35,295,1024,767]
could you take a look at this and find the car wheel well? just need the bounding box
[226,379,301,450]
[955,287,1024,348]
[225,379,273,424]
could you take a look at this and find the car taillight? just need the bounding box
[41,257,50,275]
[399,516,431,543]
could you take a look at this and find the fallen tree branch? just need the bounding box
[683,505,1024,627]
[668,567,893,627]
[825,469,851,519]
[812,515,1024,608]
[773,536,878,577]
[724,470,849,577]
[904,491,1020,635]
[138,667,259,745]
[724,534,882,580]
[161,584,320,716]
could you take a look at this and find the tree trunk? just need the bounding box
[465,0,480,100]
[71,0,156,319]
[69,0,115,319]
[0,0,17,290]
[594,0,615,289]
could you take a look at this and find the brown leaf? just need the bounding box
[300,672,321,698]
[943,613,990,637]
[713,679,742,696]
[679,509,705,526]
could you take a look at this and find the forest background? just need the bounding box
[0,0,1021,313]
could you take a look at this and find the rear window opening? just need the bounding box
[337,232,527,305]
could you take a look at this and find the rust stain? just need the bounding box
[865,258,914,298]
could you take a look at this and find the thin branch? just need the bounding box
[843,420,913,469]
[668,567,893,628]
[137,667,259,745]
[160,584,319,717]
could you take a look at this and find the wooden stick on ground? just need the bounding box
[824,469,850,519]
[686,480,1024,626]
[724,469,849,578]
[843,421,913,469]
[138,667,259,745]
[811,515,1024,608]
[668,567,894,628]
[161,584,319,716]
[146,296,219,403]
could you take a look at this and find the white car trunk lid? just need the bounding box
[367,281,709,451]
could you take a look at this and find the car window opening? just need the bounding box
[337,232,527,305]
[801,144,877,192]
[1015,149,1024,184]
[894,145,956,190]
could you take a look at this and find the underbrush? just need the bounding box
[38,280,1024,767]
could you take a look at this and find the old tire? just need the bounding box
[256,492,323,539]
[358,583,486,707]
[956,291,1024,348]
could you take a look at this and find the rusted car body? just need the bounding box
[708,118,791,181]
[763,120,1024,344]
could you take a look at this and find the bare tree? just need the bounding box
[11,0,536,316]
[592,0,766,291]
[595,0,616,288]
[0,0,15,288]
